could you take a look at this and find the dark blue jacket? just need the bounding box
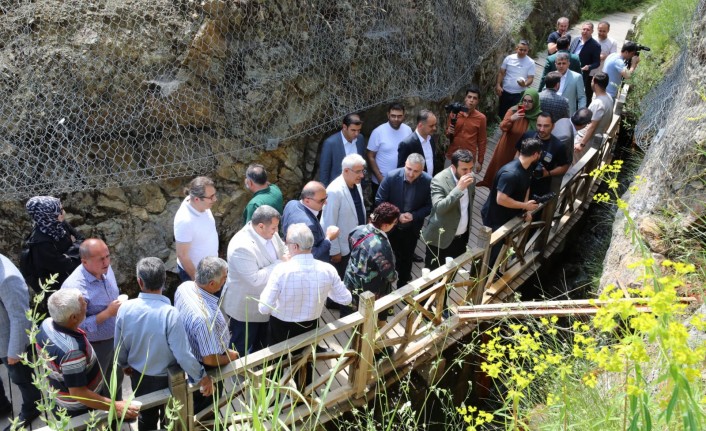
[281,200,330,262]
[375,167,432,232]
[318,131,366,186]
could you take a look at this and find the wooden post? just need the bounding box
[350,291,377,398]
[168,365,192,431]
[474,226,492,305]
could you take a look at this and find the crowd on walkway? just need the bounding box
[0,15,639,431]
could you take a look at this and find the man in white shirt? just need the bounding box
[173,176,219,281]
[367,103,413,200]
[495,40,535,119]
[574,72,614,163]
[595,21,618,79]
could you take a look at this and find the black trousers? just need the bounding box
[425,231,469,311]
[583,71,594,105]
[388,226,421,288]
[498,90,522,120]
[268,316,318,387]
[1,356,41,419]
[131,373,169,431]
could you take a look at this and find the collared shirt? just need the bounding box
[36,319,102,413]
[539,89,571,123]
[558,72,567,96]
[174,281,230,361]
[251,226,277,261]
[340,131,358,156]
[444,110,488,164]
[451,169,470,236]
[61,264,119,342]
[259,254,351,322]
[416,130,434,175]
[115,292,206,381]
[573,39,585,55]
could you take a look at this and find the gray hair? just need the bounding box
[195,256,227,286]
[557,17,569,26]
[341,153,366,171]
[48,288,83,324]
[185,176,214,199]
[555,52,570,62]
[136,257,166,292]
[251,204,281,225]
[286,223,314,250]
[406,153,425,167]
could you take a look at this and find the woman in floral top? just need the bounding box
[343,202,400,320]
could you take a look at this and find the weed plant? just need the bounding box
[459,160,706,430]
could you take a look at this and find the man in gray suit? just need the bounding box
[1,254,41,430]
[318,113,366,186]
[222,205,288,355]
[555,53,587,115]
[321,154,367,278]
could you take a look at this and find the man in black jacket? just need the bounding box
[569,22,602,104]
[397,110,437,176]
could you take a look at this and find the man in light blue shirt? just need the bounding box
[115,257,213,431]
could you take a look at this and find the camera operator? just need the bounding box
[482,138,543,267]
[513,112,570,196]
[444,86,487,173]
[602,41,641,99]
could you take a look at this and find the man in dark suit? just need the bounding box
[569,22,602,104]
[281,181,339,262]
[397,110,438,176]
[375,153,432,287]
[318,113,366,186]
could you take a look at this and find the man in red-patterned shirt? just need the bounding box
[444,86,487,174]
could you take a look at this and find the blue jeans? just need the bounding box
[228,319,268,356]
[177,265,192,282]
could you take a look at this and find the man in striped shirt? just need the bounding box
[174,257,238,412]
[36,288,138,419]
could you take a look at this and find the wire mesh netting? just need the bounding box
[0,0,532,202]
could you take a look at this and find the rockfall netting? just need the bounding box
[0,0,532,201]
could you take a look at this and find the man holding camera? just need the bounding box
[444,86,487,173]
[514,112,569,196]
[603,41,640,99]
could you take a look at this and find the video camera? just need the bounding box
[533,151,553,179]
[532,192,557,204]
[635,43,651,56]
[445,102,469,127]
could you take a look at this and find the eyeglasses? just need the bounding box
[522,99,534,104]
[308,195,327,204]
[352,168,367,175]
[201,193,217,201]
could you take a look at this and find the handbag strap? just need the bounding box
[351,232,375,250]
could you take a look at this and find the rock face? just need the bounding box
[0,0,579,291]
[600,6,706,289]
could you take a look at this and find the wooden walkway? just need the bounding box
[4,13,640,431]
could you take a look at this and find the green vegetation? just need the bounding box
[581,0,645,20]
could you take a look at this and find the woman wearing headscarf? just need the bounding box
[24,196,83,291]
[341,202,400,324]
[477,88,542,188]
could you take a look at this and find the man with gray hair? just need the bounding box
[0,253,41,430]
[397,110,438,175]
[174,256,237,412]
[259,223,351,345]
[36,288,139,419]
[375,153,432,287]
[174,176,219,281]
[116,257,213,431]
[322,154,367,280]
[222,205,288,355]
[554,52,587,115]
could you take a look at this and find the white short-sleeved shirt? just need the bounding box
[592,37,617,76]
[589,94,614,135]
[501,54,535,94]
[173,197,219,270]
[367,122,413,184]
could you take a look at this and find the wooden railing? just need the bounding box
[34,98,627,431]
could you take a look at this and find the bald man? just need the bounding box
[281,181,340,263]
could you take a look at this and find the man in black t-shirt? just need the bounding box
[515,112,570,196]
[482,138,543,266]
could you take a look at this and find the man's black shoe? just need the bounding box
[315,345,334,354]
[0,403,11,418]
[413,254,424,263]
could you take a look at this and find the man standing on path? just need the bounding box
[574,73,614,163]
[61,238,123,401]
[174,176,219,282]
[569,22,602,104]
[445,86,487,172]
[115,257,213,431]
[495,41,535,119]
[397,110,438,176]
[367,103,413,201]
[593,21,618,96]
[242,164,284,225]
[281,181,339,263]
[222,205,287,355]
[603,41,640,99]
[319,113,366,187]
[539,71,570,123]
[0,254,41,431]
[322,154,367,279]
[555,53,587,115]
[547,17,571,54]
[539,36,582,90]
[375,153,432,288]
[552,108,593,162]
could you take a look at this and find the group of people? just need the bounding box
[0,16,639,431]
